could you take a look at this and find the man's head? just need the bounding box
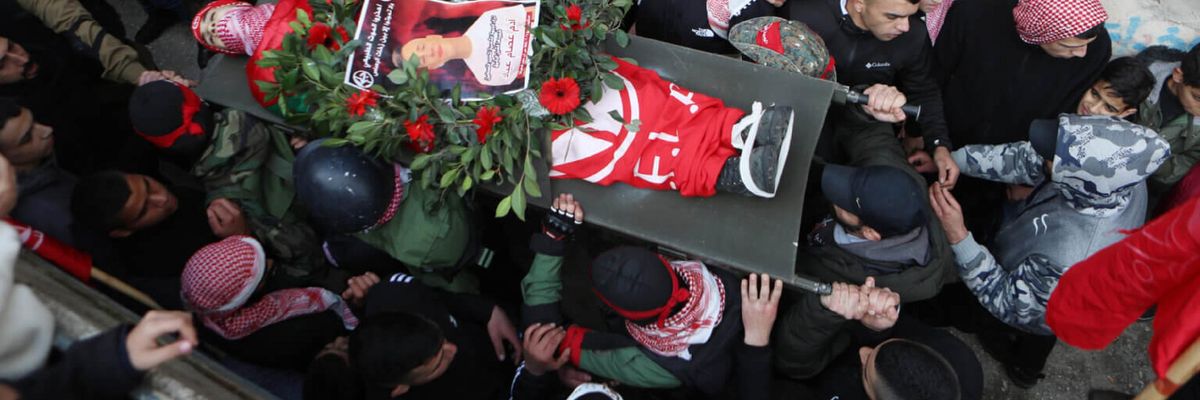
[190,0,260,55]
[846,0,921,41]
[293,139,403,233]
[0,37,37,84]
[590,246,687,326]
[860,339,960,400]
[71,171,179,237]
[1170,42,1200,118]
[351,312,457,397]
[821,164,927,241]
[1012,0,1107,59]
[129,80,214,159]
[1028,114,1170,214]
[1077,57,1155,118]
[0,98,53,169]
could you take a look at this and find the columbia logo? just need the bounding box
[865,62,891,69]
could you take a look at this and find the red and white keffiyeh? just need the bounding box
[191,0,275,55]
[706,0,755,39]
[625,261,725,360]
[182,236,358,340]
[924,0,954,44]
[1012,0,1107,45]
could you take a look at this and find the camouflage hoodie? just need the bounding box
[950,114,1170,334]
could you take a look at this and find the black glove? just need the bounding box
[542,206,581,241]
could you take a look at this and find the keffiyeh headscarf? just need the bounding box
[621,261,725,360]
[182,236,358,340]
[1012,0,1107,45]
[191,0,276,55]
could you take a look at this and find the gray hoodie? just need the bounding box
[950,114,1170,335]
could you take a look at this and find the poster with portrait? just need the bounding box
[344,0,540,101]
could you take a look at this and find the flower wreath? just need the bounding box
[257,0,635,219]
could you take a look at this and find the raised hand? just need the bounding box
[340,272,381,307]
[741,273,783,346]
[820,282,867,320]
[125,311,198,371]
[487,306,522,364]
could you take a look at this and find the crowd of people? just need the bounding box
[0,0,1198,398]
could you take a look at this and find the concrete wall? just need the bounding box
[1103,0,1200,57]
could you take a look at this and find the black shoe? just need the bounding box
[135,10,177,45]
[723,105,794,197]
[1005,364,1046,389]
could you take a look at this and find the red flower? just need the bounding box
[404,115,436,153]
[561,3,590,31]
[539,77,581,115]
[306,23,332,50]
[473,106,503,143]
[345,90,379,116]
[307,23,349,51]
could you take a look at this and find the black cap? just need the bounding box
[1028,118,1060,161]
[821,164,926,237]
[293,139,396,233]
[591,246,674,322]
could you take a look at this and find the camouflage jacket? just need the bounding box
[193,110,324,284]
[950,115,1168,334]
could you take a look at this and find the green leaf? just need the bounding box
[602,73,625,90]
[495,195,513,218]
[539,31,558,48]
[313,45,334,64]
[523,174,542,198]
[411,153,432,170]
[481,169,496,181]
[607,110,626,124]
[296,8,312,27]
[624,119,641,133]
[439,168,460,188]
[511,183,526,220]
[302,59,320,81]
[480,146,493,169]
[289,21,305,35]
[347,120,380,136]
[596,56,618,71]
[461,176,474,192]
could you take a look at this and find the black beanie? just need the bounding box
[591,247,676,320]
[129,80,187,137]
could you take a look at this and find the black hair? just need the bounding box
[303,352,363,400]
[0,97,20,124]
[350,312,445,388]
[70,170,132,233]
[1074,23,1103,40]
[1182,42,1200,87]
[872,340,960,400]
[1098,57,1156,110]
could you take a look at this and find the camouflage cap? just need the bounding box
[729,16,835,80]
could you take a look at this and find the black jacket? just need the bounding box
[8,326,144,399]
[628,0,774,55]
[933,0,1110,146]
[783,0,952,150]
[362,274,509,400]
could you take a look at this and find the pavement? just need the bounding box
[107,1,1158,399]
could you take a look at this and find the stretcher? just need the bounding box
[195,35,839,294]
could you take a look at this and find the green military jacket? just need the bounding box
[193,109,324,284]
[354,182,477,293]
[1141,61,1200,194]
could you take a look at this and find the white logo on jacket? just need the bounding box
[1031,214,1050,235]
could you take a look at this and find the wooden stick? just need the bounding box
[90,267,163,310]
[1136,337,1200,400]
